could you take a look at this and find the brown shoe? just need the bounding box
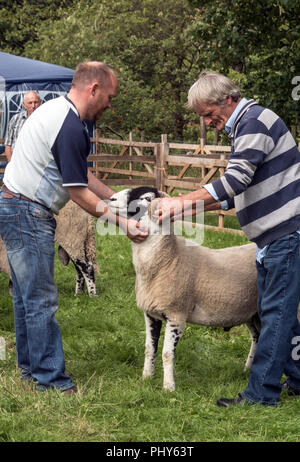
[62,385,78,394]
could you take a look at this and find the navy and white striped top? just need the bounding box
[205,99,300,248]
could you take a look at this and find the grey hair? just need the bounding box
[187,71,241,110]
[23,90,41,102]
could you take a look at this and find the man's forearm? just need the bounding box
[67,186,127,231]
[204,201,222,212]
[87,169,115,200]
[5,146,12,162]
[156,187,219,224]
[182,187,217,209]
[173,187,218,219]
[68,185,108,217]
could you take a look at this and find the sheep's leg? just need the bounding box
[71,259,86,294]
[244,313,261,370]
[142,313,162,379]
[72,258,97,296]
[162,319,185,391]
[8,279,13,296]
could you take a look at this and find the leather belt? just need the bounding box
[1,184,51,212]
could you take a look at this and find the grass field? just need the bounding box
[1,218,300,443]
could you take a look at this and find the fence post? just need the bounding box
[200,117,206,152]
[129,131,133,180]
[95,128,100,178]
[95,128,100,154]
[156,134,168,192]
[218,211,225,230]
[213,128,219,155]
[200,117,207,176]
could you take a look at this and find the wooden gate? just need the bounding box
[0,132,241,234]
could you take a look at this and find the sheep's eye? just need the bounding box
[110,198,117,201]
[145,197,152,202]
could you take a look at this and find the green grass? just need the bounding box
[204,212,242,231]
[1,227,300,442]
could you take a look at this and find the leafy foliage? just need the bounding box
[23,0,202,140]
[189,0,300,128]
[1,0,299,139]
[0,0,73,56]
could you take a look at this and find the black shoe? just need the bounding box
[282,381,300,396]
[217,393,249,408]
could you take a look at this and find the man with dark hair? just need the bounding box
[0,61,148,394]
[156,71,300,407]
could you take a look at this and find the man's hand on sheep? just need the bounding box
[123,218,149,243]
[154,196,188,224]
[155,188,219,224]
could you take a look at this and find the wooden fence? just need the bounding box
[2,119,300,234]
[0,132,243,235]
[88,131,243,235]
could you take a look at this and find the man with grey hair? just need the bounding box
[4,90,41,161]
[156,71,300,407]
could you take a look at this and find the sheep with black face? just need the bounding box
[108,186,260,391]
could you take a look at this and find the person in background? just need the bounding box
[4,90,41,161]
[156,71,300,407]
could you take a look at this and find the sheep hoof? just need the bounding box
[163,383,176,392]
[75,290,84,296]
[8,279,13,296]
[244,361,252,371]
[142,369,154,379]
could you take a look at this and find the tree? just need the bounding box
[0,0,74,56]
[4,0,298,140]
[23,0,202,140]
[189,0,300,129]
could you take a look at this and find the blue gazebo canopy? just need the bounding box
[0,51,74,90]
[0,53,97,160]
[0,52,74,141]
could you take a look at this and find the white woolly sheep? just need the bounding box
[0,239,12,294]
[108,186,260,391]
[55,200,99,296]
[0,200,99,296]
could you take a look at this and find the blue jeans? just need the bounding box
[241,232,300,405]
[0,191,74,391]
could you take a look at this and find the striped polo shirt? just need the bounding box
[206,99,300,248]
[3,96,90,214]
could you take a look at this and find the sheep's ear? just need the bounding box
[57,245,70,266]
[158,190,170,198]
